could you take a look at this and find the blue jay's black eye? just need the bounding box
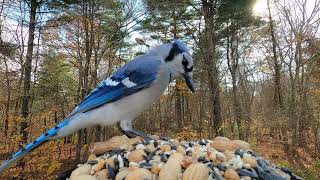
[182,58,188,67]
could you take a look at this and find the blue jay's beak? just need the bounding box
[183,73,195,93]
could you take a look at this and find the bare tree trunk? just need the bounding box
[293,37,302,146]
[19,0,38,170]
[13,0,26,130]
[238,71,253,141]
[76,0,95,161]
[82,1,92,98]
[76,129,83,162]
[267,0,283,109]
[4,57,10,137]
[202,0,223,137]
[198,87,204,137]
[92,30,101,147]
[315,121,320,156]
[0,0,9,137]
[226,22,243,139]
[231,72,243,139]
[175,79,183,130]
[171,10,185,131]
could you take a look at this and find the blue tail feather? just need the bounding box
[0,119,70,174]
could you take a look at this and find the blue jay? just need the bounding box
[0,39,194,173]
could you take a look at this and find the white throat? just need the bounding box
[165,55,183,78]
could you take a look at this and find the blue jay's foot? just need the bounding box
[117,121,153,142]
[125,129,153,142]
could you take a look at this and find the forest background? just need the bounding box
[0,0,320,179]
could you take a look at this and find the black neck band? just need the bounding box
[165,42,183,62]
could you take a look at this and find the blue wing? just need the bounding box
[69,55,162,116]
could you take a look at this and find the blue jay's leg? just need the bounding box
[118,120,152,141]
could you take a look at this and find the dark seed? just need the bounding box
[161,137,169,141]
[143,140,149,145]
[114,158,119,174]
[207,163,215,169]
[107,148,123,157]
[145,151,156,162]
[186,150,192,156]
[198,157,207,163]
[248,150,259,157]
[123,158,129,167]
[280,167,304,180]
[139,162,152,169]
[87,160,98,165]
[160,155,168,162]
[132,142,140,147]
[212,171,224,180]
[212,167,224,180]
[237,168,258,178]
[217,164,227,171]
[115,149,125,154]
[107,164,116,180]
[257,158,271,169]
[153,141,158,147]
[199,139,206,146]
[255,166,274,180]
[235,149,244,158]
[120,151,125,157]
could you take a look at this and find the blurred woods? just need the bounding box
[0,0,319,178]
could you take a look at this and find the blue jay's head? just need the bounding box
[164,40,195,92]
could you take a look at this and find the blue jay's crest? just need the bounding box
[165,39,190,62]
[173,39,190,54]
